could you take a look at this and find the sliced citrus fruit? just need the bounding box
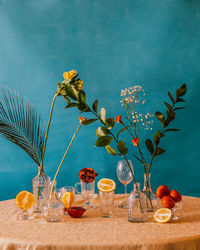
[154,208,172,223]
[16,191,35,210]
[97,178,116,192]
[62,191,75,208]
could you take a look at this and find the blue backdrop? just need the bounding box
[0,0,199,200]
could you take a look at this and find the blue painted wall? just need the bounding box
[0,0,199,200]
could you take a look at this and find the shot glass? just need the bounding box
[99,191,114,218]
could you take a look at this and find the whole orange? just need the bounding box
[169,190,182,202]
[161,195,175,209]
[156,185,170,199]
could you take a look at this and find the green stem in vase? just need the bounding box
[46,123,83,219]
[37,93,58,206]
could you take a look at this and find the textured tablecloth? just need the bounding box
[0,195,199,250]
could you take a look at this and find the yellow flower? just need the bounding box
[63,70,77,81]
[76,80,84,90]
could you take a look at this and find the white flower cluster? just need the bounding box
[132,112,154,130]
[120,85,146,106]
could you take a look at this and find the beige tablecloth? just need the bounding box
[0,195,200,250]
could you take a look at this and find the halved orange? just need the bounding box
[97,178,116,192]
[154,208,172,223]
[16,191,35,210]
[62,191,75,208]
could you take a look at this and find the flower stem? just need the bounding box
[46,123,82,219]
[37,93,58,206]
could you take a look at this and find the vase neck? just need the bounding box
[143,173,152,190]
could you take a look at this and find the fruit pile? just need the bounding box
[156,185,182,209]
[79,168,98,183]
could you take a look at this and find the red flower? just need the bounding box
[115,115,122,123]
[132,137,139,146]
[78,117,87,124]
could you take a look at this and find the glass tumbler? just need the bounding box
[99,191,114,218]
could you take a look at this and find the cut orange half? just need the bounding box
[154,208,172,223]
[16,191,35,210]
[97,178,116,192]
[62,191,75,208]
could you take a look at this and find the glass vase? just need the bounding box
[128,183,147,223]
[142,173,158,212]
[32,167,51,213]
[43,181,64,222]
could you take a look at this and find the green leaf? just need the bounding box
[164,128,180,132]
[155,111,165,126]
[176,97,186,102]
[173,107,186,111]
[154,147,165,156]
[157,130,164,138]
[164,110,176,127]
[81,105,90,112]
[78,90,86,104]
[105,145,118,156]
[117,140,128,155]
[77,103,88,111]
[96,127,110,137]
[117,126,129,139]
[95,136,113,147]
[92,99,98,113]
[164,102,172,111]
[99,107,106,123]
[65,103,78,109]
[168,91,175,105]
[64,84,78,100]
[64,95,71,104]
[105,118,115,129]
[82,119,98,125]
[176,83,187,98]
[145,139,154,155]
[154,133,160,146]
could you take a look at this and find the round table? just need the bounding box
[0,195,199,250]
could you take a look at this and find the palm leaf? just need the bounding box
[0,87,45,166]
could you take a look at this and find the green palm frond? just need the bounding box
[0,87,45,166]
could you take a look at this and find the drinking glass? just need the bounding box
[75,180,95,209]
[117,159,133,208]
[99,191,114,218]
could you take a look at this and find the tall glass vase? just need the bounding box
[43,181,64,222]
[128,183,147,222]
[142,173,158,212]
[32,167,51,213]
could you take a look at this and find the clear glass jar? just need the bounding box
[43,181,64,222]
[32,167,51,213]
[128,183,147,223]
[142,173,158,212]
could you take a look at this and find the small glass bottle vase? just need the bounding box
[32,167,51,213]
[142,173,158,212]
[128,183,147,223]
[43,182,64,222]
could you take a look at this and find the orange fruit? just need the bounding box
[169,190,182,202]
[97,178,116,192]
[16,191,35,210]
[161,195,175,209]
[62,191,75,208]
[156,185,170,199]
[154,208,172,223]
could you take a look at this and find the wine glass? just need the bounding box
[117,159,133,208]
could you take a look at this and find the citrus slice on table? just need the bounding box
[62,192,75,208]
[16,191,35,210]
[154,208,172,223]
[97,178,116,192]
